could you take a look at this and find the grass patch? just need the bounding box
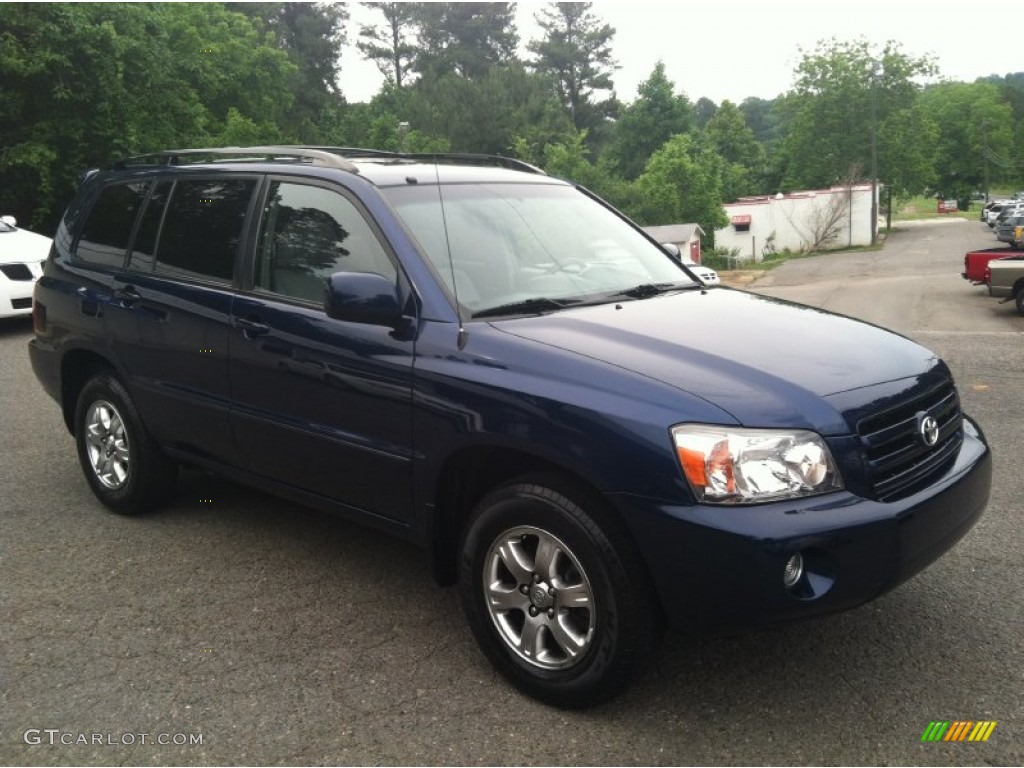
[890,195,977,222]
[705,240,884,273]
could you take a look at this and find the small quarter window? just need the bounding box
[77,182,150,267]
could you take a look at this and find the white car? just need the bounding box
[681,258,720,285]
[659,242,720,285]
[0,216,51,318]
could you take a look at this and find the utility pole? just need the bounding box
[398,121,410,153]
[870,60,880,246]
[982,119,990,202]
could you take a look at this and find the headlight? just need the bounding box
[672,425,843,504]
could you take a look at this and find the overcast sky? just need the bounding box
[337,0,1021,105]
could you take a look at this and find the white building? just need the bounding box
[714,184,877,262]
[642,223,705,263]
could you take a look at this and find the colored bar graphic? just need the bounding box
[969,722,997,742]
[922,720,996,742]
[945,721,972,741]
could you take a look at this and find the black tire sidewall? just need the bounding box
[74,375,168,515]
[459,478,652,708]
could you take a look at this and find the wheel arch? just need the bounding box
[60,349,119,435]
[428,445,655,606]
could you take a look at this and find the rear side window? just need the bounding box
[126,181,172,272]
[76,182,150,267]
[154,178,256,283]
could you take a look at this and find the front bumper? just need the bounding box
[0,272,38,318]
[616,418,991,634]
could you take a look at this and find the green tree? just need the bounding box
[738,96,781,145]
[357,1,418,89]
[977,72,1024,123]
[703,99,766,200]
[694,97,717,129]
[527,2,618,135]
[411,2,518,81]
[779,38,938,197]
[387,65,569,155]
[606,61,693,180]
[0,3,296,230]
[919,81,1015,201]
[630,134,728,240]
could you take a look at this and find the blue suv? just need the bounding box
[29,146,991,708]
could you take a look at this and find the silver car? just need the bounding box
[995,213,1024,249]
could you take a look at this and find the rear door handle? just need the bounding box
[234,316,270,337]
[114,285,141,306]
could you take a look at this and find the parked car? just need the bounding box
[682,258,719,285]
[29,146,992,708]
[995,214,1024,249]
[962,247,1016,283]
[660,242,720,285]
[985,201,1013,226]
[986,255,1024,314]
[0,215,51,318]
[991,204,1024,232]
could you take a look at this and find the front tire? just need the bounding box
[74,374,177,515]
[459,474,658,708]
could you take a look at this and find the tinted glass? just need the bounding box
[77,182,149,267]
[255,182,396,303]
[155,178,256,282]
[126,181,171,272]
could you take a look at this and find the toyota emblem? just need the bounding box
[919,415,940,447]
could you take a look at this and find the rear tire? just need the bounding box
[459,473,659,708]
[74,374,177,515]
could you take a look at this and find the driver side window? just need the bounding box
[255,181,396,303]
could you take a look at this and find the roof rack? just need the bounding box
[117,146,359,173]
[291,147,547,176]
[115,145,546,176]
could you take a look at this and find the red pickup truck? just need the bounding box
[962,248,1016,284]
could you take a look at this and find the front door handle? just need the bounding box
[234,316,270,337]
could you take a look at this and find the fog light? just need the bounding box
[783,553,804,588]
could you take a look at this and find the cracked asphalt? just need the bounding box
[1,218,1021,766]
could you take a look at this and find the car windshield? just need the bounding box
[382,182,696,316]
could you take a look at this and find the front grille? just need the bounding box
[857,380,963,502]
[11,297,32,310]
[0,263,33,281]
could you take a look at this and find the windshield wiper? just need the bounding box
[609,281,697,299]
[472,296,580,319]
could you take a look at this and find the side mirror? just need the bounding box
[324,271,402,326]
[1,215,16,227]
[661,242,682,261]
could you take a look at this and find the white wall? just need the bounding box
[715,184,877,262]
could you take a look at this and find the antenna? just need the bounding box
[431,158,468,350]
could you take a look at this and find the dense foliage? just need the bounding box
[2,1,1022,236]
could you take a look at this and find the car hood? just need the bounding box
[0,228,52,265]
[490,288,938,432]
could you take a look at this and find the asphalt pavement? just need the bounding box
[1,218,1021,766]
